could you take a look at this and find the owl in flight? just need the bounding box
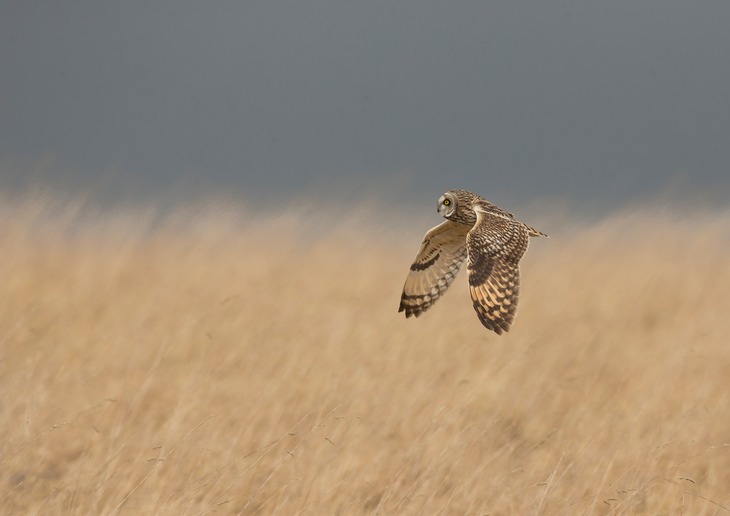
[399,189,547,335]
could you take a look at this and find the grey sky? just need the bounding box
[2,1,730,210]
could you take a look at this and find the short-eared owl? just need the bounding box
[399,189,547,335]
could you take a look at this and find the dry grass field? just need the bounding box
[1,192,730,515]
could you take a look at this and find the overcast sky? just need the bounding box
[2,1,729,210]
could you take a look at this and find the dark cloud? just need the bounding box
[2,1,730,209]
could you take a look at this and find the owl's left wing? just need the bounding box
[399,220,472,318]
[466,207,530,335]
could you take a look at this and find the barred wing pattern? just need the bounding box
[399,220,472,318]
[466,207,530,334]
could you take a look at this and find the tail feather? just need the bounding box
[524,223,548,238]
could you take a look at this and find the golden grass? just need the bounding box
[1,193,730,515]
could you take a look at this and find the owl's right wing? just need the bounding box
[399,220,472,318]
[466,208,530,335]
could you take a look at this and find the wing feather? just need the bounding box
[466,207,530,335]
[399,220,471,317]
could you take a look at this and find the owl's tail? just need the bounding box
[524,223,548,238]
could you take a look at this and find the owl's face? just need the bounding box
[437,192,458,218]
[437,189,481,225]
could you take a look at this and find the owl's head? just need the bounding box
[437,189,481,224]
[437,191,459,219]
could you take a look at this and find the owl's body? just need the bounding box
[399,189,546,335]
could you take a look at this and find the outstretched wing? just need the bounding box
[399,220,472,318]
[466,208,530,335]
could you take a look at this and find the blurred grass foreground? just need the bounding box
[2,192,730,514]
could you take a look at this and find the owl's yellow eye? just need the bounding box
[443,199,451,206]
